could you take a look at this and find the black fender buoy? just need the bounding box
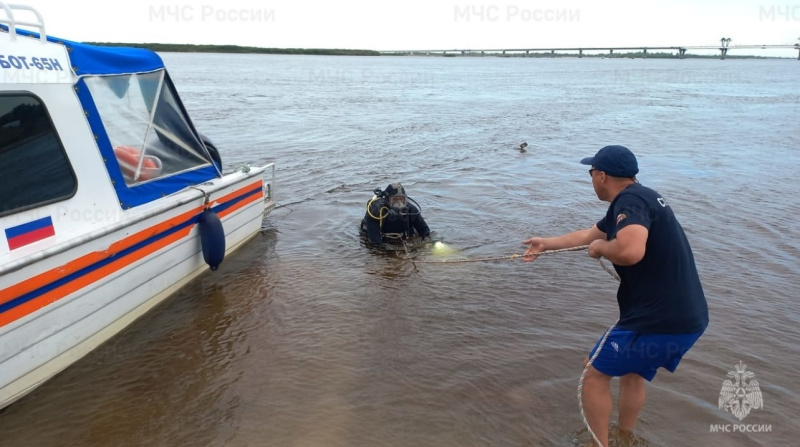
[198,208,226,270]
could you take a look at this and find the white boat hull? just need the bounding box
[0,168,275,409]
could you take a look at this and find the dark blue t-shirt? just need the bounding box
[596,183,708,334]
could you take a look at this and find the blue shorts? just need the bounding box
[587,328,704,381]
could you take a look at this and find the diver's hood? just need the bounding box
[385,183,405,197]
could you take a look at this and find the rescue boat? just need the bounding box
[0,4,276,409]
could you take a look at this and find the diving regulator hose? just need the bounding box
[365,195,424,228]
[366,196,390,227]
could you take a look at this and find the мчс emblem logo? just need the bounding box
[719,361,763,421]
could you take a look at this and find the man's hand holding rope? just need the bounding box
[522,237,547,262]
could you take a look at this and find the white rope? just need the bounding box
[579,258,620,447]
[578,319,618,447]
[414,245,621,447]
[410,245,590,264]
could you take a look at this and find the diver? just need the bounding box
[361,183,431,246]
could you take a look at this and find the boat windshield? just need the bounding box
[85,71,211,185]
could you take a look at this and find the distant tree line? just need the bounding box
[413,51,767,59]
[87,42,380,56]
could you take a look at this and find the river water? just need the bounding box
[0,54,798,447]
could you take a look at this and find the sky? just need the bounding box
[7,0,800,57]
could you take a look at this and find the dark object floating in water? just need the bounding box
[519,142,528,152]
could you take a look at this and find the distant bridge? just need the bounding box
[380,44,800,60]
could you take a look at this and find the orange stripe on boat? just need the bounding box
[0,181,260,308]
[0,227,193,328]
[0,204,204,307]
[217,186,264,218]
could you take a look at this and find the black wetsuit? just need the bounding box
[361,197,430,245]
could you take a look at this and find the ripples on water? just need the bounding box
[1,55,797,447]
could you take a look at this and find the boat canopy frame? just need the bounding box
[2,23,224,209]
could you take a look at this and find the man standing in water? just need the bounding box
[522,145,708,446]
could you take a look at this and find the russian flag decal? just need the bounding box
[5,217,56,250]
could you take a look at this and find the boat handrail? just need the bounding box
[0,3,46,42]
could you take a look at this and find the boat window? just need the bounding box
[0,94,77,217]
[85,71,211,186]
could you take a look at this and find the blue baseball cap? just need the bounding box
[580,145,639,178]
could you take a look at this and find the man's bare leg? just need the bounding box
[618,373,646,434]
[582,364,613,447]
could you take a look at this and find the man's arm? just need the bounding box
[588,224,648,266]
[523,225,606,260]
[411,213,431,239]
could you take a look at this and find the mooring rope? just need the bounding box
[413,244,621,447]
